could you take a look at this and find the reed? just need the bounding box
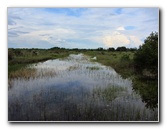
[86,66,100,70]
[8,68,37,79]
[93,85,127,101]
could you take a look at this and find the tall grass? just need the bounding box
[8,82,158,121]
[8,48,73,75]
[9,68,37,79]
[9,67,57,79]
[84,51,135,78]
[92,85,127,101]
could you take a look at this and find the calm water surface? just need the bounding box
[8,54,158,121]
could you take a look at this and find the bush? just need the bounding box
[8,51,15,60]
[134,32,158,77]
[120,54,130,62]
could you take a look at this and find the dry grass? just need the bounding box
[39,68,57,77]
[8,67,57,89]
[9,67,57,79]
[67,65,79,71]
[8,68,37,79]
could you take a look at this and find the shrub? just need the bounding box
[120,54,130,62]
[134,32,158,77]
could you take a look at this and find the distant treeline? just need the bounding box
[48,46,137,52]
[8,46,137,60]
[9,46,137,52]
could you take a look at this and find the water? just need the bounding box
[8,54,158,121]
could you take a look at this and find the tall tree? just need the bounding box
[134,32,158,77]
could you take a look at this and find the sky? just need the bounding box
[8,8,159,49]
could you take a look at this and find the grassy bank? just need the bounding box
[8,48,77,76]
[83,51,135,79]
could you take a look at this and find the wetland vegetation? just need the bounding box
[8,32,158,121]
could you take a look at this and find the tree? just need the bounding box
[108,47,115,51]
[116,46,127,51]
[129,48,137,51]
[97,47,104,51]
[8,50,15,60]
[134,32,158,77]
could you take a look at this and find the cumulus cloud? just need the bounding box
[102,31,143,48]
[128,36,143,48]
[103,32,130,48]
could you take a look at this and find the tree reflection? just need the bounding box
[132,77,158,110]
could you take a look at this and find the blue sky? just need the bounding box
[8,8,159,49]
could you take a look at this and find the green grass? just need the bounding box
[83,51,135,78]
[8,49,136,79]
[86,66,100,70]
[8,49,75,77]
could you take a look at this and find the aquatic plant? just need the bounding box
[93,85,127,101]
[8,68,37,79]
[86,66,100,70]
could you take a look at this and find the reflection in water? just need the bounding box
[8,54,158,121]
[132,78,158,110]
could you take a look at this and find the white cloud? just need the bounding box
[8,8,158,48]
[116,26,125,30]
[103,32,130,48]
[128,36,143,48]
[102,31,143,48]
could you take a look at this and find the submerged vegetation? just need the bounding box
[8,32,158,121]
[93,85,127,101]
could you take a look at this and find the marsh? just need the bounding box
[8,54,158,121]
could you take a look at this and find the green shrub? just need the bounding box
[120,54,130,62]
[134,32,158,78]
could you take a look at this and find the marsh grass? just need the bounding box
[8,48,73,76]
[9,67,57,80]
[8,68,37,79]
[86,66,100,70]
[67,65,79,71]
[8,84,158,121]
[93,85,127,101]
[38,68,57,78]
[84,51,135,78]
[8,53,158,121]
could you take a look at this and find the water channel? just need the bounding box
[8,54,158,121]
